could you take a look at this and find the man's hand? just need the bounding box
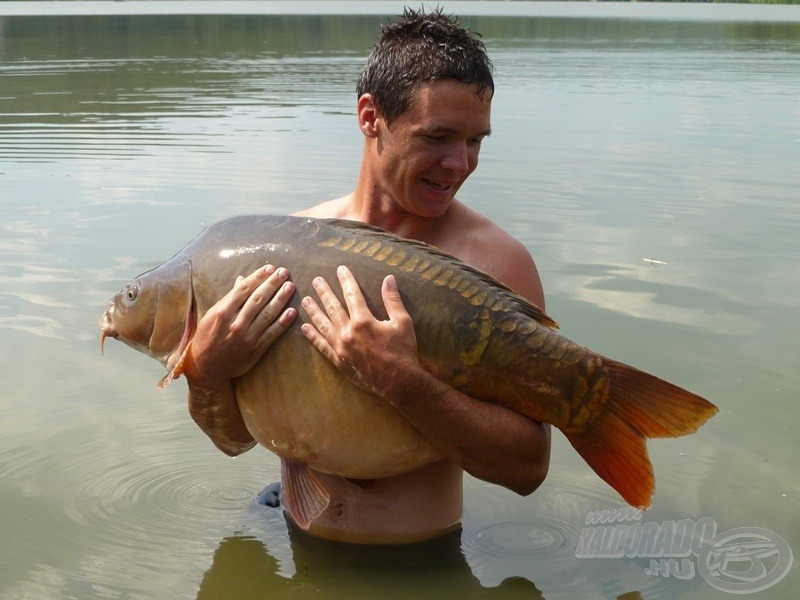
[185,264,298,456]
[300,265,418,398]
[185,264,297,393]
[300,264,550,495]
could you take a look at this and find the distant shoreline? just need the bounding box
[1,1,799,19]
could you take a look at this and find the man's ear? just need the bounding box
[357,94,380,138]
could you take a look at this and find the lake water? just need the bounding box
[1,2,798,599]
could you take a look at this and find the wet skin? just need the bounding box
[184,80,551,543]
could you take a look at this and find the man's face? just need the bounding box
[371,79,492,218]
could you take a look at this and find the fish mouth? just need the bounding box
[99,310,118,355]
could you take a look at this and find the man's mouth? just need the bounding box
[423,178,452,191]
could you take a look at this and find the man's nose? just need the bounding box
[440,142,471,176]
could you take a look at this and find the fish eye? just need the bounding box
[122,281,141,307]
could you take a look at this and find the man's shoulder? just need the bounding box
[448,202,531,261]
[293,196,353,219]
[447,202,545,308]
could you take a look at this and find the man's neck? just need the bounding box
[347,185,456,245]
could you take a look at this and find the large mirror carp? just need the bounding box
[100,215,717,528]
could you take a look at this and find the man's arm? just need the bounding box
[184,264,297,455]
[301,260,551,496]
[383,359,551,495]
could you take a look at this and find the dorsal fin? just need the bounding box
[319,218,559,330]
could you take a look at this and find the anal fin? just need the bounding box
[281,458,330,530]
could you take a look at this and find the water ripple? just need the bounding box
[461,470,678,598]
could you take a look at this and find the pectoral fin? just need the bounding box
[156,339,195,389]
[281,458,330,530]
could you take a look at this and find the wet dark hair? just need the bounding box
[356,7,494,124]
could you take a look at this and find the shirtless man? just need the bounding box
[184,8,551,544]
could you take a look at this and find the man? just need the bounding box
[184,8,551,544]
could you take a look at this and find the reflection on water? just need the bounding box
[197,505,544,599]
[1,5,799,600]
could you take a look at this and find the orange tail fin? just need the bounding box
[563,359,718,508]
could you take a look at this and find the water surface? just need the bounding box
[1,3,798,599]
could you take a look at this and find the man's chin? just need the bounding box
[415,185,458,216]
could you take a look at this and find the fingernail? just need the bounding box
[276,267,288,278]
[236,276,243,285]
[263,264,274,273]
[302,297,311,308]
[386,275,397,291]
[313,277,322,287]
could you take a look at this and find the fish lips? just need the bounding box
[99,304,118,354]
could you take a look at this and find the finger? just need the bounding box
[256,306,298,350]
[300,321,338,364]
[224,264,276,310]
[336,265,370,320]
[254,279,296,330]
[236,267,291,327]
[301,294,335,340]
[311,275,349,326]
[381,275,414,328]
[381,275,408,320]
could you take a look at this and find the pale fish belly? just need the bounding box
[232,330,444,478]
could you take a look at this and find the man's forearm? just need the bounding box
[384,365,550,496]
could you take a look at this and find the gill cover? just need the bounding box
[156,261,196,388]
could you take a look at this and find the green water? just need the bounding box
[1,3,798,599]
